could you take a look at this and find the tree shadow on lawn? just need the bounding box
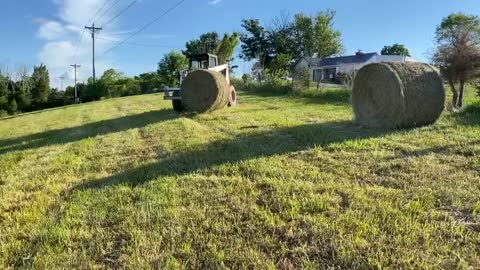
[454,103,480,126]
[0,109,178,155]
[73,120,394,191]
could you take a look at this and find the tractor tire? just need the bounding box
[228,85,237,107]
[172,91,184,112]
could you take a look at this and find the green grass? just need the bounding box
[1,87,480,269]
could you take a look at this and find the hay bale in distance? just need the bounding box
[352,62,445,129]
[181,70,230,113]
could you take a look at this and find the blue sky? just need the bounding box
[1,0,479,88]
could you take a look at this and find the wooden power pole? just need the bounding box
[71,64,81,102]
[85,23,102,84]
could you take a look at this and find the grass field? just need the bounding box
[1,87,480,269]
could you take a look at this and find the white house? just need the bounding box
[295,51,418,83]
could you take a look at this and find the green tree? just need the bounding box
[158,51,188,87]
[7,98,17,114]
[269,53,292,76]
[294,14,315,58]
[216,32,240,64]
[124,78,141,96]
[313,10,343,58]
[432,13,480,109]
[381,44,411,56]
[241,10,343,75]
[240,19,272,68]
[0,74,8,112]
[99,69,126,97]
[137,72,163,93]
[183,32,220,56]
[86,77,108,101]
[294,10,343,59]
[31,64,51,105]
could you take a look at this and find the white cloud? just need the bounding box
[37,21,68,40]
[36,0,118,88]
[209,0,223,5]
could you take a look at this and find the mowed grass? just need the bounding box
[1,87,480,269]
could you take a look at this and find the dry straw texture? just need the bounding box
[352,62,445,129]
[181,70,230,113]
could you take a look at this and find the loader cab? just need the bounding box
[189,53,218,70]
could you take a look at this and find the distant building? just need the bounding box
[294,50,418,83]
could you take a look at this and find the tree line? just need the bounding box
[0,65,55,115]
[1,10,478,116]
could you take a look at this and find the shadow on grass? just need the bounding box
[74,120,392,191]
[0,109,177,155]
[455,103,480,126]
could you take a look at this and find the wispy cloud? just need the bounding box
[36,0,120,88]
[209,0,223,5]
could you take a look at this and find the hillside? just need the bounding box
[1,88,480,269]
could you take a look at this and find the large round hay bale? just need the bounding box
[180,70,230,113]
[352,62,445,129]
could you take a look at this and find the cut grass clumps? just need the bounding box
[352,62,445,129]
[181,70,230,113]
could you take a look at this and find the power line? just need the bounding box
[96,0,123,23]
[73,29,87,63]
[89,0,114,24]
[102,0,187,55]
[96,36,182,48]
[102,0,137,27]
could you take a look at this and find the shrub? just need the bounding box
[473,80,480,97]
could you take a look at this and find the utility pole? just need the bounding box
[71,64,81,103]
[59,77,64,91]
[85,23,102,84]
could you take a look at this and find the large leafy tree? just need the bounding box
[241,10,343,75]
[432,13,480,109]
[136,72,163,93]
[240,17,299,74]
[216,32,240,65]
[240,19,274,69]
[183,32,220,56]
[381,44,411,56]
[294,10,343,59]
[158,51,188,87]
[31,64,51,105]
[100,69,126,97]
[183,32,240,65]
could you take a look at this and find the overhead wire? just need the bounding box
[96,36,183,48]
[95,0,123,24]
[102,0,138,27]
[88,0,114,24]
[102,0,187,55]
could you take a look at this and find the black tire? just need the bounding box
[172,100,184,112]
[172,91,184,112]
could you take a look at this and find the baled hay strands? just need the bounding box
[181,70,230,113]
[352,62,445,129]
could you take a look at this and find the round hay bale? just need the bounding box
[352,62,445,129]
[180,69,229,113]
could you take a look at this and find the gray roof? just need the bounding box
[317,52,378,67]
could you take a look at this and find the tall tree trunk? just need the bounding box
[458,81,465,109]
[449,80,459,110]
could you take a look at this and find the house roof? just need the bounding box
[317,52,378,67]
